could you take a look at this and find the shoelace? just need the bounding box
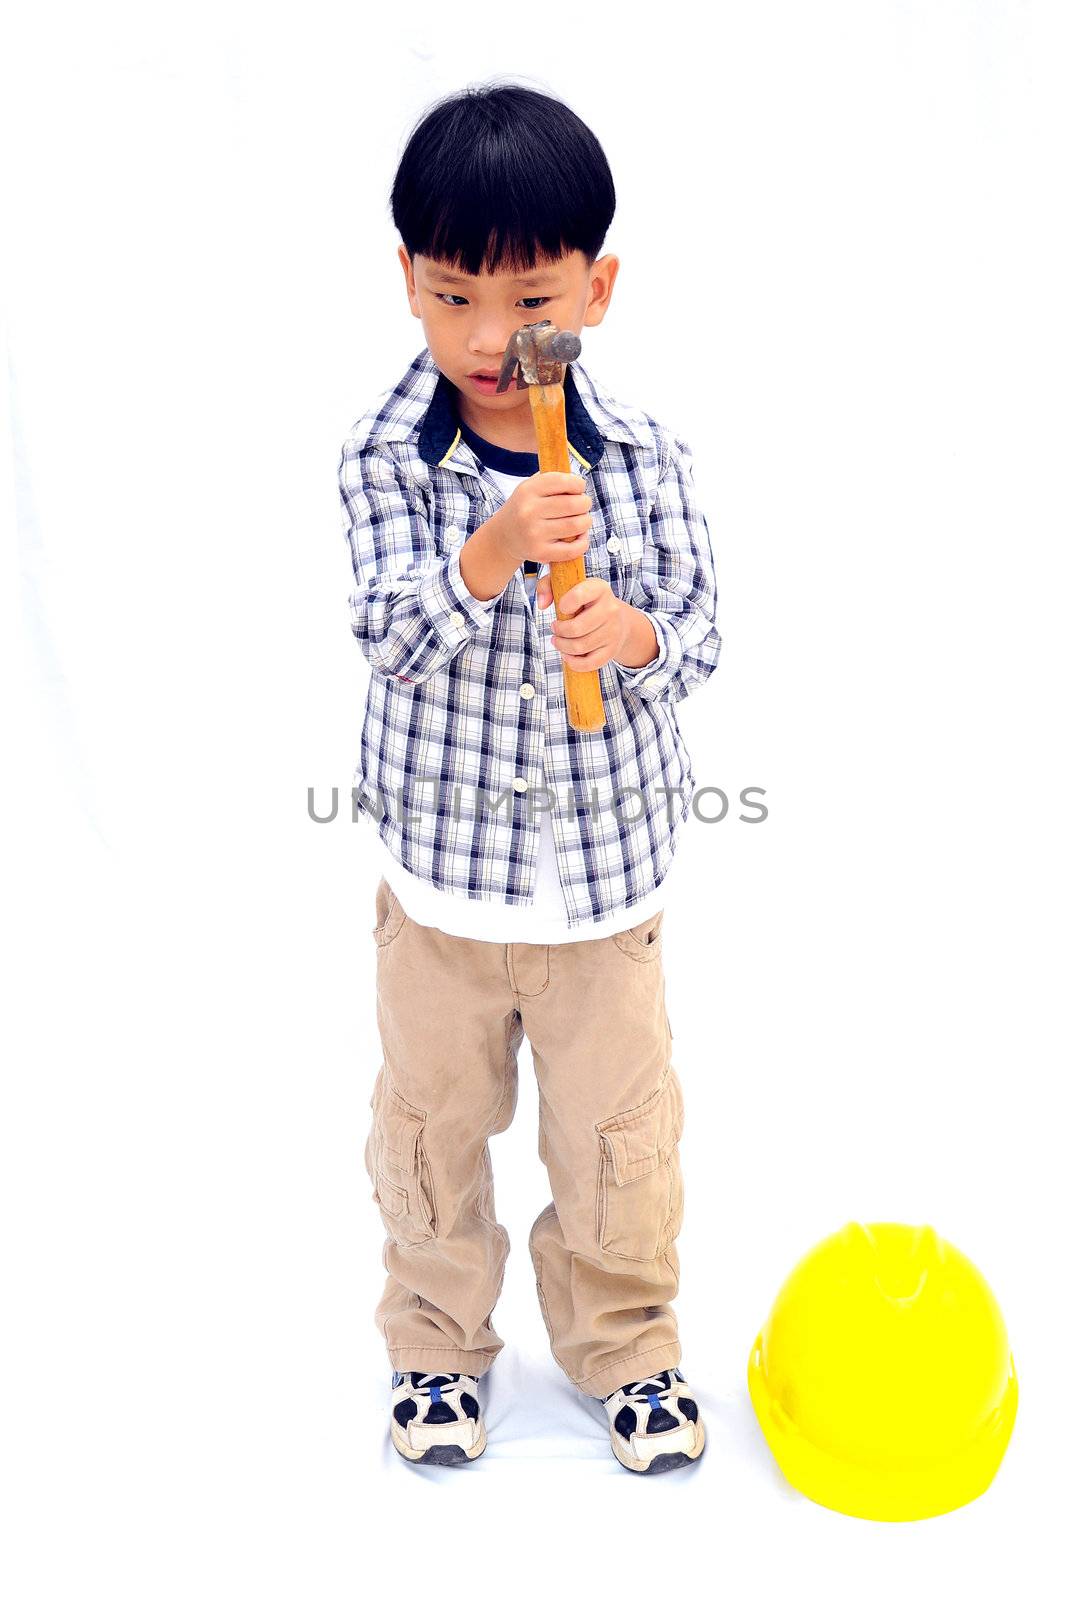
[604,1368,683,1404]
[393,1370,479,1391]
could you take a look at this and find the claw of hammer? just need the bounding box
[496,320,581,391]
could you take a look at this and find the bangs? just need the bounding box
[391,84,615,278]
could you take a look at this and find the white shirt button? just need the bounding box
[519,682,535,698]
[445,525,461,544]
[512,776,528,792]
[606,536,622,552]
[448,610,465,627]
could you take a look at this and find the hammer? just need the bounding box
[497,320,606,734]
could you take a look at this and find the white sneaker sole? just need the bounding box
[610,1415,706,1474]
[390,1414,487,1467]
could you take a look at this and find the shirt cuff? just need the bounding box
[417,546,502,644]
[613,612,680,697]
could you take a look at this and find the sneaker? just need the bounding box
[389,1371,487,1466]
[601,1367,705,1474]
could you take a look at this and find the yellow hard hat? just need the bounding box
[748,1221,1018,1521]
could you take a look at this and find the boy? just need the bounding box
[338,84,720,1473]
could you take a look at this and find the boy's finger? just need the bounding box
[555,579,599,616]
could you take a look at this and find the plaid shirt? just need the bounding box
[338,345,721,929]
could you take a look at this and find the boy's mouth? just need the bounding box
[469,370,516,392]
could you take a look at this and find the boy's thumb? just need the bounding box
[535,575,554,608]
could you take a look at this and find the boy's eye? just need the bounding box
[436,293,551,310]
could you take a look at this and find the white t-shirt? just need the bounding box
[371,459,669,942]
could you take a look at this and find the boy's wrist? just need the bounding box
[480,503,528,569]
[458,515,522,601]
[615,603,660,670]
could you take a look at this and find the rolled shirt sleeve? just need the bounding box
[340,441,503,683]
[613,433,721,703]
[416,543,500,644]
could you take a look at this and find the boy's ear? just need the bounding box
[584,254,620,328]
[398,245,420,317]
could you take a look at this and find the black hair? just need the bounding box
[390,81,616,278]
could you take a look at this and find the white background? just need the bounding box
[3,2,1064,1594]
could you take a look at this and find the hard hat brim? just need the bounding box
[747,1333,1019,1522]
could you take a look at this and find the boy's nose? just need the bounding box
[470,320,525,357]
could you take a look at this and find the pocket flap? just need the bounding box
[597,1073,683,1187]
[378,1084,426,1174]
[374,1172,408,1218]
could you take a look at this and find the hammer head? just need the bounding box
[496,321,582,392]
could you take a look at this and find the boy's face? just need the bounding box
[399,245,619,443]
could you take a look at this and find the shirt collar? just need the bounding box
[364,345,652,469]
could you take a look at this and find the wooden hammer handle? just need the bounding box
[527,383,606,733]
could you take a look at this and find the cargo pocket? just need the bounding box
[595,1070,684,1261]
[370,1077,436,1245]
[612,908,665,962]
[373,877,408,948]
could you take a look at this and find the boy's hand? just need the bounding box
[493,472,592,567]
[536,575,656,673]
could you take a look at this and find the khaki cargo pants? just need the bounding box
[364,876,685,1400]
